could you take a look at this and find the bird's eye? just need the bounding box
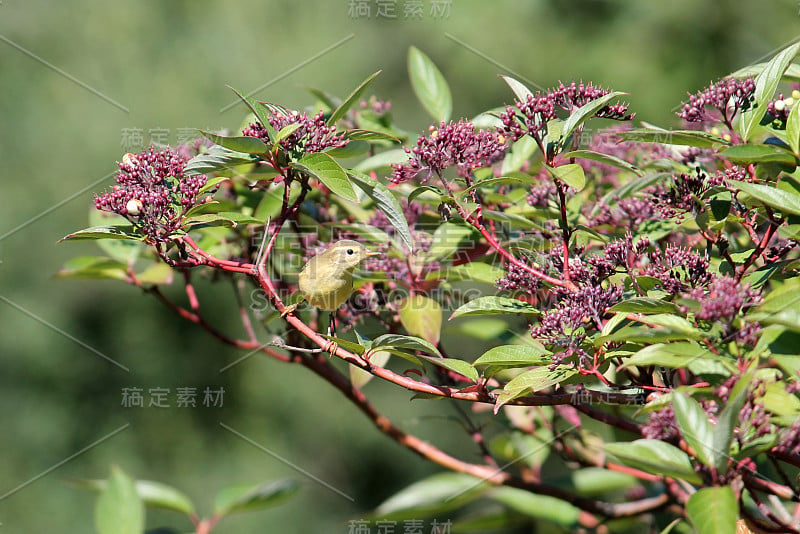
[346,248,354,255]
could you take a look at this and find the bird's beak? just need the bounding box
[366,251,381,257]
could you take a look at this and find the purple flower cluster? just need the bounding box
[588,197,657,230]
[242,110,347,158]
[391,121,506,184]
[678,77,756,124]
[526,172,558,207]
[94,147,209,243]
[530,284,623,365]
[496,255,543,293]
[650,172,722,219]
[500,81,633,144]
[643,246,711,295]
[681,275,762,323]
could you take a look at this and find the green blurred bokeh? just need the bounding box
[1,0,798,531]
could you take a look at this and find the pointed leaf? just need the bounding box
[450,296,540,319]
[350,350,390,389]
[787,97,800,155]
[720,143,798,165]
[372,333,441,357]
[686,486,738,534]
[399,295,442,345]
[184,147,255,177]
[561,149,643,176]
[713,369,753,474]
[60,225,143,242]
[609,297,680,314]
[425,222,475,262]
[214,479,300,517]
[291,152,358,202]
[495,366,578,411]
[370,473,486,520]
[408,46,452,122]
[349,171,413,251]
[95,466,144,534]
[501,135,538,174]
[615,128,730,148]
[227,86,277,142]
[546,163,586,191]
[328,70,382,125]
[604,440,702,484]
[274,123,302,144]
[489,486,580,526]
[416,353,478,382]
[733,180,800,216]
[500,75,535,103]
[672,392,715,468]
[200,131,270,155]
[55,256,128,281]
[741,42,800,141]
[473,345,551,373]
[560,91,628,144]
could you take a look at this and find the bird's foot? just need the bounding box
[280,303,298,318]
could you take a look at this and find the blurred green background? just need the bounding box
[1,0,798,531]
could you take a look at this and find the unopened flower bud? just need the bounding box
[783,97,795,108]
[793,89,800,101]
[774,100,786,112]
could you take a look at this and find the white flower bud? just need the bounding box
[126,198,143,215]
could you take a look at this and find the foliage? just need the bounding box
[61,44,800,533]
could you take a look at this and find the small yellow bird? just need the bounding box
[283,240,378,353]
[298,239,378,311]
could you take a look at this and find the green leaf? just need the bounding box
[273,123,302,144]
[561,149,643,176]
[200,131,270,155]
[620,342,731,373]
[55,256,128,281]
[291,152,358,202]
[501,136,538,174]
[182,212,261,229]
[348,171,413,251]
[559,91,628,145]
[686,486,738,534]
[733,180,800,216]
[608,297,680,314]
[546,163,586,191]
[741,42,800,141]
[672,392,715,468]
[713,368,753,474]
[450,296,540,319]
[76,477,195,516]
[135,262,174,286]
[354,148,410,172]
[431,262,505,285]
[95,466,144,534]
[344,129,400,143]
[372,333,441,357]
[615,128,730,148]
[489,486,579,526]
[425,222,475,263]
[500,75,535,103]
[350,350,390,389]
[407,46,452,122]
[399,295,442,345]
[787,97,800,155]
[60,225,143,243]
[199,176,229,194]
[495,366,578,411]
[370,473,486,521]
[416,353,478,382]
[473,345,551,373]
[720,143,798,165]
[227,86,277,142]
[604,439,703,484]
[214,479,300,517]
[328,70,382,125]
[184,147,255,177]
